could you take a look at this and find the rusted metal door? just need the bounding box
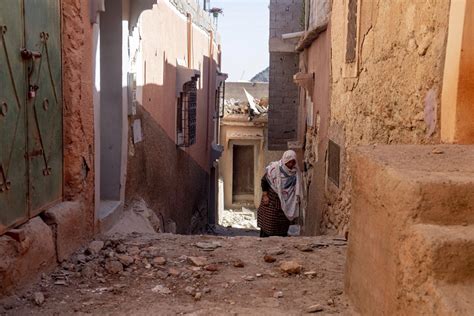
[0,0,62,234]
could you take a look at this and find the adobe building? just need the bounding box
[0,0,225,294]
[218,82,269,216]
[286,0,474,314]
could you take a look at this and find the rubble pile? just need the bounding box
[220,207,258,230]
[224,89,269,119]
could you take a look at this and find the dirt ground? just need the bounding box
[0,232,355,316]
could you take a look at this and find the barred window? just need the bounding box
[177,78,198,147]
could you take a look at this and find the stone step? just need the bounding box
[415,177,474,226]
[404,224,474,284]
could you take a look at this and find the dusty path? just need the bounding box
[0,233,355,315]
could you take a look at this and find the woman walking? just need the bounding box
[258,150,302,237]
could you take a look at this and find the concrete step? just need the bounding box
[403,224,474,284]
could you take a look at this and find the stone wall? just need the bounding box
[268,0,303,150]
[323,0,450,234]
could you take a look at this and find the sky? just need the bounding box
[211,0,269,82]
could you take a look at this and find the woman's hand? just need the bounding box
[262,192,270,205]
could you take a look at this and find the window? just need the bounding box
[177,78,198,147]
[327,140,340,187]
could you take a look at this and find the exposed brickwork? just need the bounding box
[268,0,303,150]
[268,52,299,150]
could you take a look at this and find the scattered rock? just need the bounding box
[105,260,123,274]
[81,264,96,279]
[273,291,283,298]
[76,254,86,264]
[86,240,104,255]
[264,255,276,263]
[194,292,202,301]
[203,287,211,294]
[151,285,171,295]
[152,257,167,266]
[127,246,140,256]
[268,248,285,256]
[116,254,134,267]
[116,244,127,254]
[187,256,207,267]
[184,286,196,296]
[168,268,181,277]
[243,276,255,282]
[233,259,245,268]
[295,244,313,252]
[306,304,324,313]
[204,264,219,272]
[280,261,302,274]
[33,292,45,306]
[147,246,161,257]
[195,241,221,251]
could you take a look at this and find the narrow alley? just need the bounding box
[1,0,474,315]
[0,224,352,315]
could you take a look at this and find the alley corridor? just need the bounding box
[0,230,352,315]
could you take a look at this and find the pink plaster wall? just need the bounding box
[138,2,219,172]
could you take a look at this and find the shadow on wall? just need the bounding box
[125,55,217,235]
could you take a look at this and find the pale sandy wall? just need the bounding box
[325,0,450,233]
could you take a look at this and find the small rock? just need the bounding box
[152,257,167,266]
[147,246,161,257]
[256,273,263,278]
[203,287,211,294]
[86,240,104,255]
[116,254,134,267]
[273,291,283,298]
[304,271,317,277]
[81,264,96,279]
[204,264,219,272]
[33,292,45,306]
[194,292,202,301]
[295,244,313,252]
[264,255,276,263]
[280,261,302,274]
[116,244,127,254]
[327,298,335,306]
[243,276,255,282]
[187,256,207,267]
[127,246,140,256]
[168,268,181,277]
[151,285,171,295]
[268,248,285,256]
[233,259,245,268]
[195,241,221,251]
[105,260,123,274]
[432,148,444,154]
[306,304,324,313]
[184,286,196,296]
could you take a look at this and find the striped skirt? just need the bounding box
[257,188,290,236]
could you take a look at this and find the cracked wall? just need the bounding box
[324,0,450,234]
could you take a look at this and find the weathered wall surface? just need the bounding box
[126,0,219,233]
[325,0,450,234]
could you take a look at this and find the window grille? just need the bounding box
[177,78,198,147]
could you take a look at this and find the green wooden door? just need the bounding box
[0,1,28,233]
[0,0,62,234]
[25,0,63,216]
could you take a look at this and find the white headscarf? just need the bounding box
[265,150,302,221]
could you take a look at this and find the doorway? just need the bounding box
[232,145,255,203]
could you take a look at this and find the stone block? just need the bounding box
[0,217,56,296]
[43,202,93,262]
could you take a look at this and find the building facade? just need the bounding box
[0,0,223,294]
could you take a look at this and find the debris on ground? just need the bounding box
[0,233,354,315]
